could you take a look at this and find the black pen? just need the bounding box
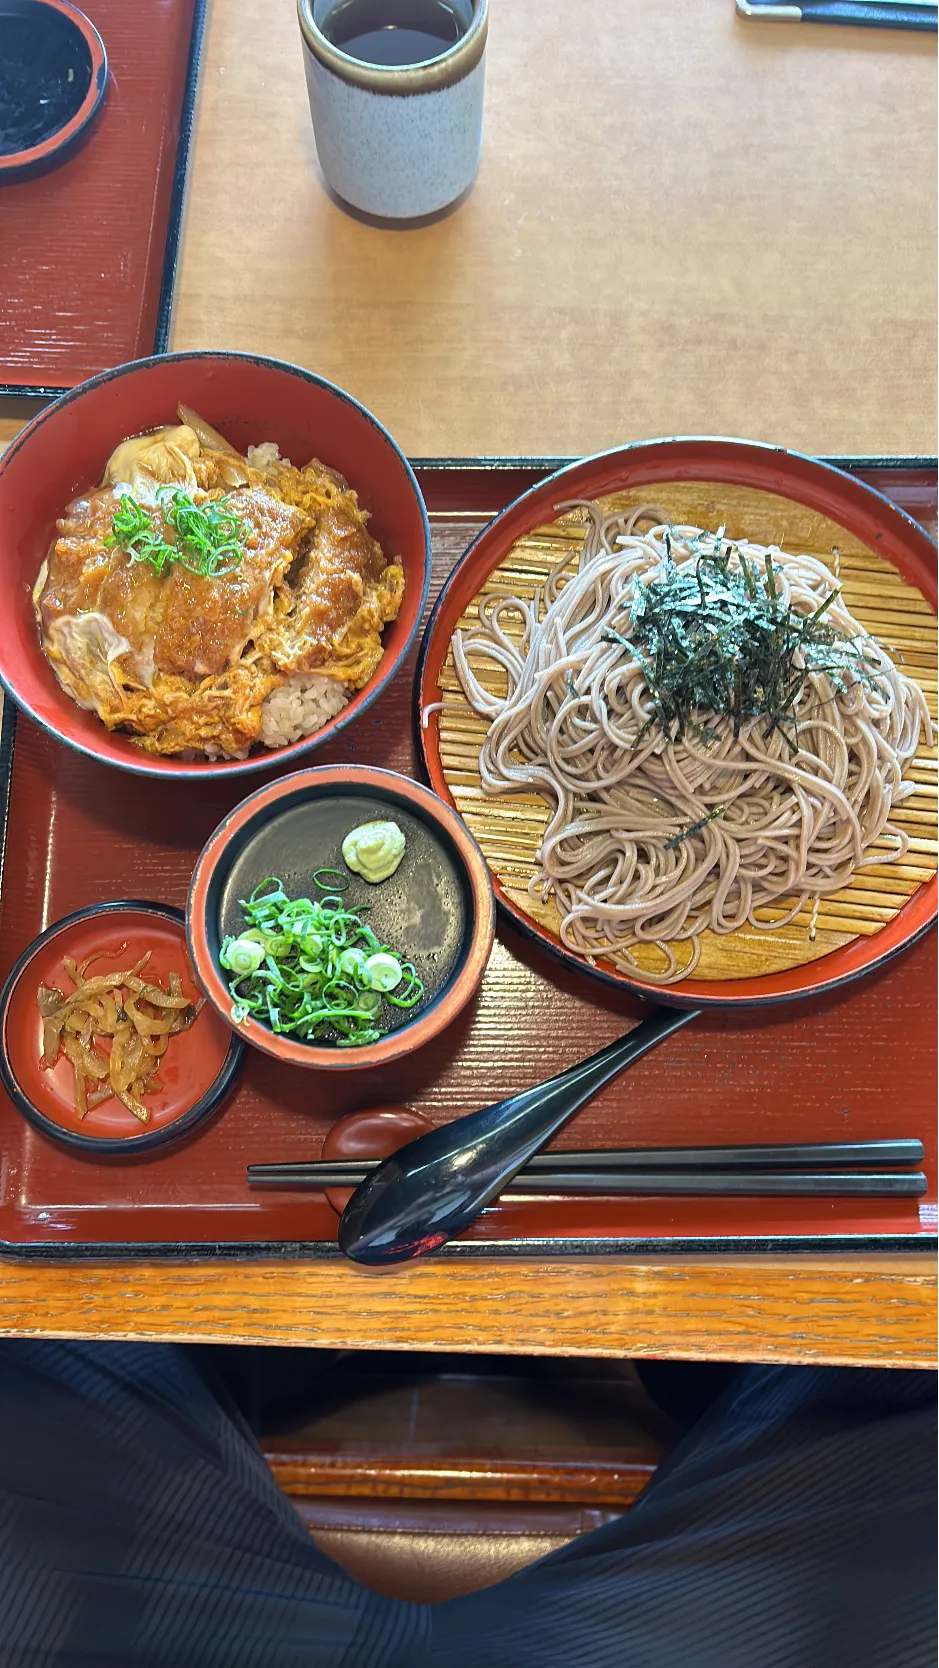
[736,0,937,31]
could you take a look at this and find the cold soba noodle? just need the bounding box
[452,505,932,984]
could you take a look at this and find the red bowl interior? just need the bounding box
[0,351,430,777]
[2,905,237,1146]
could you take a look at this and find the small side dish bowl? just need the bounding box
[187,765,496,1070]
[0,350,430,778]
[0,0,107,184]
[0,901,244,1155]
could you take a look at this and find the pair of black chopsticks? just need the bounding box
[247,1139,927,1198]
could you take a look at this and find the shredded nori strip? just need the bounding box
[611,529,880,752]
[665,804,726,850]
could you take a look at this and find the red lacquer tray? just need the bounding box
[0,0,206,396]
[0,461,935,1260]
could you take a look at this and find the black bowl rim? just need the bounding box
[0,349,432,778]
[0,899,244,1156]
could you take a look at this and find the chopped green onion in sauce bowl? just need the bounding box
[218,875,423,1048]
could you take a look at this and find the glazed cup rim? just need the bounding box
[297,0,488,94]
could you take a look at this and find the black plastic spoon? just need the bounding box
[337,1006,700,1265]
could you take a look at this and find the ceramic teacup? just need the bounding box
[297,0,488,219]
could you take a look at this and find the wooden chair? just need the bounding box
[260,1358,665,1602]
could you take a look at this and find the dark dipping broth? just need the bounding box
[0,7,93,156]
[216,795,469,1045]
[322,0,465,67]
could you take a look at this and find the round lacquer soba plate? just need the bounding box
[416,439,938,1009]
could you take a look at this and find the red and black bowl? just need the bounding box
[0,901,244,1155]
[0,350,431,778]
[416,436,939,1010]
[187,765,496,1070]
[0,1,107,184]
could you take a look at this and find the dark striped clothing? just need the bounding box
[0,1341,934,1666]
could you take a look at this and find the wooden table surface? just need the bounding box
[170,0,938,460]
[0,1254,934,1368]
[0,0,935,1363]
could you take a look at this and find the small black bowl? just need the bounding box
[0,901,244,1156]
[0,0,107,184]
[187,766,496,1071]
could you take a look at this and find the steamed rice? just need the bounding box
[246,441,290,470]
[259,673,349,748]
[201,675,349,760]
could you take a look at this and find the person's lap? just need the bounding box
[0,1339,934,1668]
[432,1363,937,1667]
[0,1339,419,1668]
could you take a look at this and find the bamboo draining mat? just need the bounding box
[437,481,938,983]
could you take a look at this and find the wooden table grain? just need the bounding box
[0,1254,934,1367]
[0,0,935,1365]
[169,0,938,460]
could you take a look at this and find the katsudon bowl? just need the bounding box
[0,352,431,779]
